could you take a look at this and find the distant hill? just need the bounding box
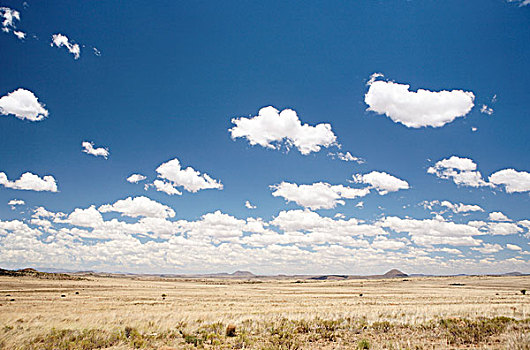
[383,269,408,278]
[0,267,86,280]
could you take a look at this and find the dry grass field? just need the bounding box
[0,275,529,349]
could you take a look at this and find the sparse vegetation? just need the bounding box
[0,275,528,349]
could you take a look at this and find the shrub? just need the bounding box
[226,324,237,337]
[357,338,370,349]
[521,289,526,295]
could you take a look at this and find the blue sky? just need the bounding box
[0,0,529,275]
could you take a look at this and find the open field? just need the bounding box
[0,275,529,349]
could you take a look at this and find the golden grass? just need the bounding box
[0,275,529,349]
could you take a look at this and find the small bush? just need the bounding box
[372,321,392,333]
[226,324,236,337]
[521,289,526,295]
[357,338,370,349]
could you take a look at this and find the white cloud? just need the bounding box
[440,200,484,213]
[428,156,491,188]
[379,216,483,247]
[328,152,364,163]
[508,0,530,7]
[471,243,503,254]
[229,106,337,155]
[127,174,147,183]
[245,200,256,209]
[154,158,222,194]
[371,236,406,250]
[66,206,103,228]
[488,211,511,222]
[506,244,522,251]
[270,182,370,210]
[480,104,493,115]
[93,47,101,56]
[0,88,49,121]
[352,171,409,195]
[0,7,25,40]
[98,196,175,219]
[355,201,364,208]
[471,127,478,132]
[7,199,24,209]
[489,169,530,193]
[0,171,58,192]
[364,74,475,128]
[51,33,80,59]
[82,141,109,159]
[152,180,182,195]
[13,30,25,39]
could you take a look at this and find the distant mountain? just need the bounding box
[0,267,85,280]
[501,271,526,276]
[231,270,255,277]
[383,269,408,278]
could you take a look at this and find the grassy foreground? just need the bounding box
[1,275,529,349]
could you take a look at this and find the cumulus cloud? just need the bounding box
[0,88,49,121]
[352,171,409,195]
[0,171,58,192]
[270,182,370,210]
[379,216,483,247]
[127,174,147,183]
[371,236,406,250]
[153,158,222,195]
[488,211,511,222]
[66,206,103,228]
[245,200,256,209]
[229,106,337,155]
[328,152,364,163]
[489,169,530,193]
[81,141,109,159]
[364,73,475,128]
[98,196,175,219]
[51,33,80,59]
[428,156,491,188]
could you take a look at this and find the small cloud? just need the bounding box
[506,244,522,251]
[93,47,101,56]
[328,151,364,164]
[488,211,511,222]
[471,127,478,132]
[480,104,493,115]
[0,7,24,40]
[127,174,147,183]
[230,106,338,155]
[51,33,80,59]
[8,199,25,209]
[151,158,222,195]
[427,156,491,188]
[488,169,530,193]
[355,201,364,208]
[245,200,256,209]
[365,73,475,128]
[352,171,409,195]
[13,30,25,39]
[0,171,58,192]
[334,213,345,219]
[0,88,48,121]
[82,141,109,159]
